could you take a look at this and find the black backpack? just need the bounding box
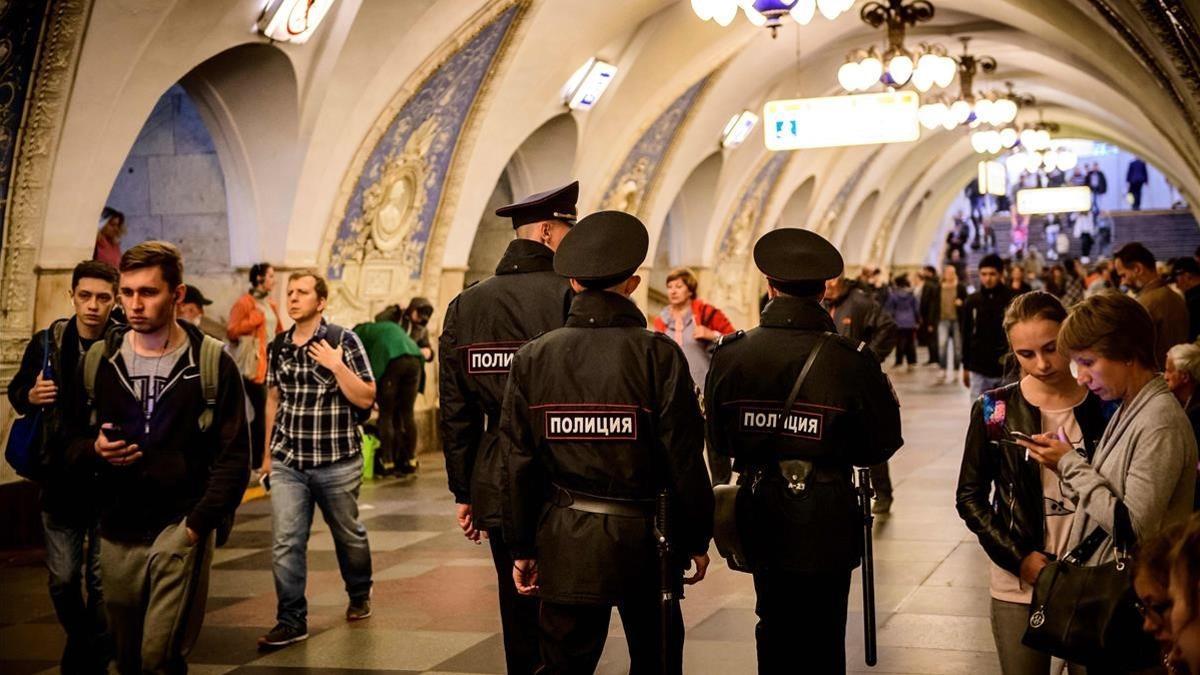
[270,325,372,424]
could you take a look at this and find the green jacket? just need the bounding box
[352,321,421,378]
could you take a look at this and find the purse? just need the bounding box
[5,330,50,480]
[1021,501,1160,669]
[711,333,831,573]
[232,334,261,380]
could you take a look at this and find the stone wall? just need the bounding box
[105,84,231,276]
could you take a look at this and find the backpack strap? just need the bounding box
[51,319,68,353]
[324,324,344,348]
[83,340,108,427]
[196,335,223,432]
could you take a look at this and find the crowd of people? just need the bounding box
[6,191,1200,675]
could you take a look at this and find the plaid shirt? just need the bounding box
[268,320,375,470]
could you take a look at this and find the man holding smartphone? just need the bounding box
[66,241,250,674]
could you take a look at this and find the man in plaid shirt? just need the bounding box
[258,269,377,649]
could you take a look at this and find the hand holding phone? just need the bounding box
[95,423,141,467]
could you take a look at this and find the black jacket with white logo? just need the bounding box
[704,295,903,572]
[501,290,714,605]
[439,239,572,529]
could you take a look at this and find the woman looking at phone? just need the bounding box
[956,291,1112,674]
[1018,292,1197,672]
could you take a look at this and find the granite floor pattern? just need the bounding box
[0,365,999,674]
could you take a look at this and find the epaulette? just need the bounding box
[715,330,746,348]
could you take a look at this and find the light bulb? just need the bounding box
[1036,130,1052,150]
[918,103,944,130]
[743,5,767,26]
[941,115,958,131]
[838,61,862,91]
[817,0,843,20]
[999,127,1018,148]
[1056,150,1077,171]
[859,56,883,88]
[973,99,994,125]
[994,99,1018,125]
[912,68,934,92]
[986,132,1003,154]
[887,53,914,86]
[712,0,738,26]
[691,0,715,21]
[971,132,989,154]
[1020,128,1037,149]
[950,99,972,124]
[790,0,816,24]
[934,56,957,88]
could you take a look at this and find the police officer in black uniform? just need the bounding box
[704,228,903,675]
[501,211,714,675]
[439,181,578,674]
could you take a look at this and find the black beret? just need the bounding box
[554,210,648,283]
[753,228,844,283]
[495,181,579,228]
[182,284,213,306]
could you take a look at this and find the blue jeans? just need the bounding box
[969,372,1004,400]
[271,455,373,629]
[938,319,962,370]
[42,511,111,671]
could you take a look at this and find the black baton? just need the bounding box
[655,489,673,675]
[857,467,878,667]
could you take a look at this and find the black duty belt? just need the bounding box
[552,484,655,518]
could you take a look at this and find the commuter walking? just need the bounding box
[937,265,968,383]
[258,270,376,649]
[884,275,920,370]
[917,266,941,365]
[227,263,284,471]
[962,255,1013,398]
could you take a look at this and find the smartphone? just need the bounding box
[102,424,129,443]
[1008,431,1036,443]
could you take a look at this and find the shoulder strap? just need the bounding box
[1064,501,1135,565]
[325,324,343,348]
[83,340,108,426]
[51,319,68,352]
[196,335,223,432]
[773,333,831,436]
[40,328,51,372]
[270,331,288,379]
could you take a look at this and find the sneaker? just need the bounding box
[872,495,893,515]
[257,623,308,649]
[347,598,372,621]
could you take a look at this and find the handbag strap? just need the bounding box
[773,332,831,436]
[1063,501,1135,565]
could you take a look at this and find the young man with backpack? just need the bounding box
[65,241,250,674]
[258,269,376,649]
[8,260,118,673]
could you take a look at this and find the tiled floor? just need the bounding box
[0,364,1001,674]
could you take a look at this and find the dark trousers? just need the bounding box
[924,323,940,364]
[753,567,852,675]
[539,596,684,675]
[893,329,917,366]
[244,379,267,470]
[42,512,111,673]
[377,355,422,469]
[487,529,541,674]
[1130,181,1145,210]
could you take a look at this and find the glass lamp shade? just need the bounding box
[941,115,958,131]
[753,0,799,12]
[1056,150,1078,171]
[838,61,863,91]
[712,0,739,26]
[859,56,883,88]
[993,99,1019,125]
[790,0,816,24]
[1041,150,1058,170]
[986,132,1003,154]
[918,103,945,130]
[1019,128,1038,149]
[950,99,972,124]
[999,127,1019,148]
[973,99,994,125]
[692,0,716,20]
[934,56,957,88]
[887,53,914,86]
[816,0,843,20]
[911,68,934,92]
[743,5,768,25]
[970,132,989,154]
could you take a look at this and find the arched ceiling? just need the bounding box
[36,0,1200,308]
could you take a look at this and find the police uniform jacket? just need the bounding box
[704,295,903,572]
[439,239,572,529]
[501,289,714,605]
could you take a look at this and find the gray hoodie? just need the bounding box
[1058,377,1197,565]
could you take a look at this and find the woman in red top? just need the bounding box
[652,267,735,388]
[227,263,284,470]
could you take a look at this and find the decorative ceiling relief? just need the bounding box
[813,146,884,238]
[599,74,712,216]
[710,152,791,322]
[325,4,522,286]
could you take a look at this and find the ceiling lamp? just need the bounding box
[258,0,336,44]
[838,1,956,93]
[562,58,618,111]
[691,0,853,37]
[721,110,760,148]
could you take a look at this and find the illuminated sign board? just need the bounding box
[258,0,336,44]
[978,161,1006,197]
[563,59,618,111]
[1016,186,1093,215]
[763,91,920,151]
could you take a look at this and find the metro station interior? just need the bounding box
[2,0,1200,673]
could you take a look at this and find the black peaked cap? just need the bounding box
[753,228,844,283]
[495,181,579,228]
[554,210,648,282]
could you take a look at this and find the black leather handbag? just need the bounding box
[1021,501,1160,669]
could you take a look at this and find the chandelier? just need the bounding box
[837,0,957,93]
[690,0,855,37]
[916,38,1014,130]
[967,83,1037,153]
